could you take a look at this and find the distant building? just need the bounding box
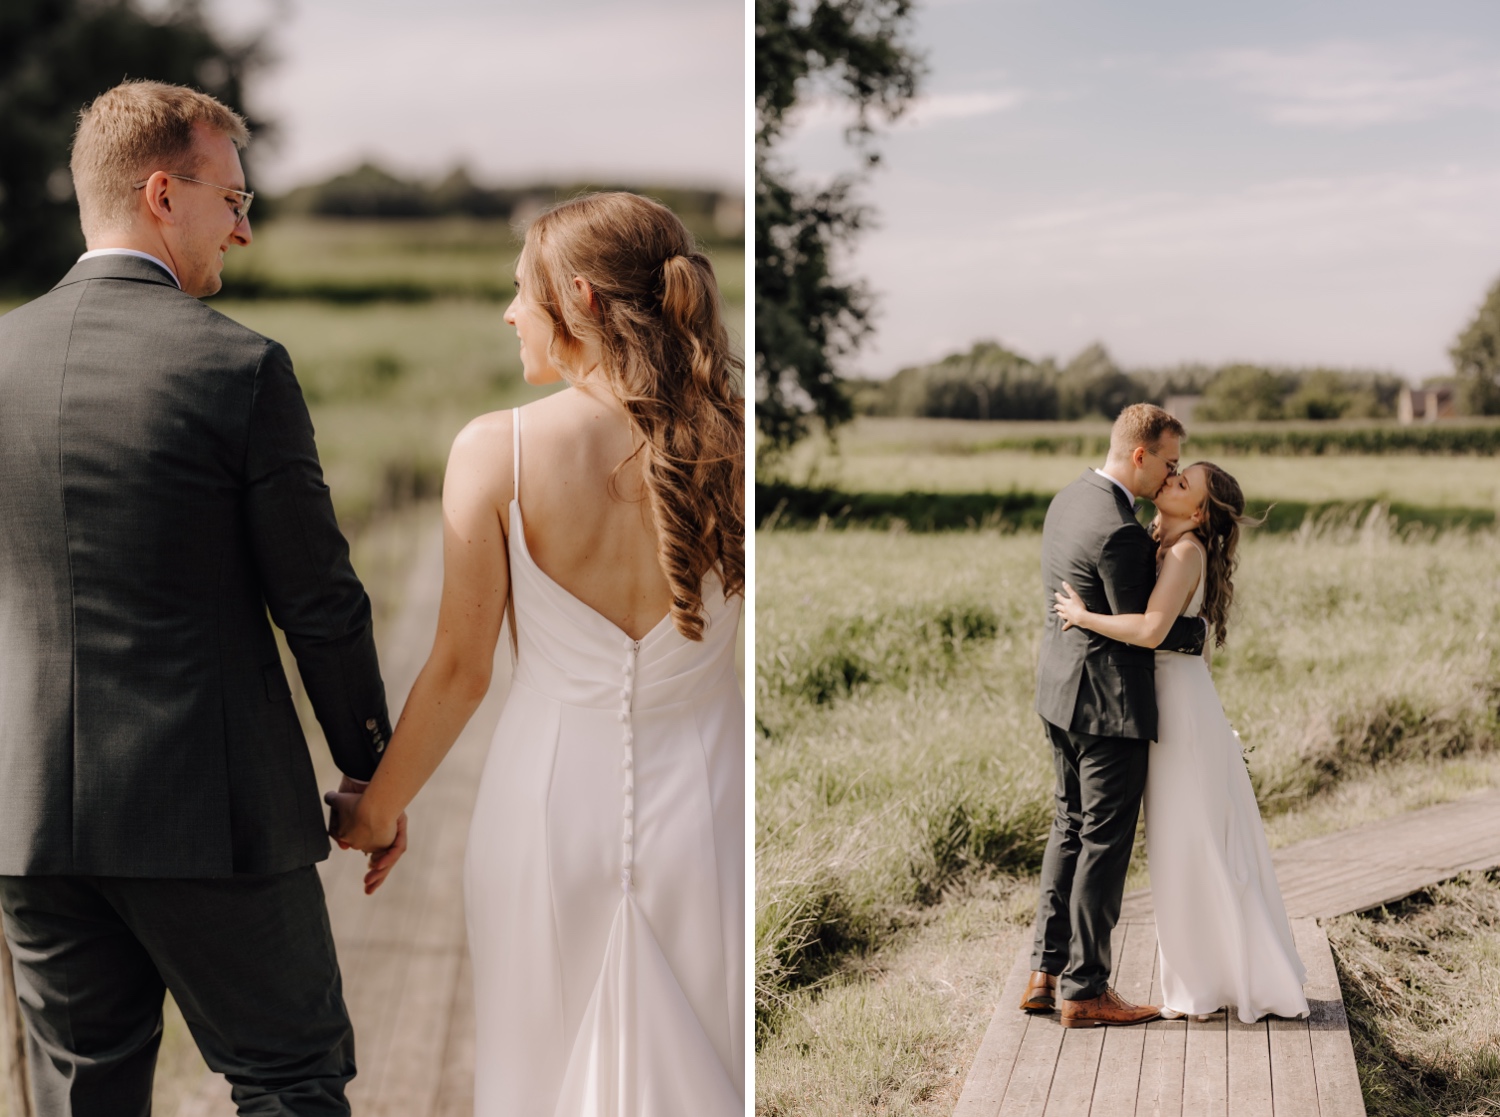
[1163,394,1202,424]
[1397,383,1457,424]
[713,195,745,238]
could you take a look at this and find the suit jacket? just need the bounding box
[1034,470,1206,741]
[0,254,392,877]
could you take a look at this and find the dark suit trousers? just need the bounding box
[0,868,354,1117]
[1029,720,1149,1000]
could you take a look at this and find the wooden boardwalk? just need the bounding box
[1120,789,1500,924]
[954,787,1500,1117]
[175,521,502,1117]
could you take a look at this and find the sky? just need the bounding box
[195,0,745,193]
[776,0,1500,380]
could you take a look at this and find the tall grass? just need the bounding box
[1329,870,1500,1116]
[755,523,1500,1050]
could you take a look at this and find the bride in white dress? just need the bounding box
[329,192,744,1113]
[1054,462,1308,1024]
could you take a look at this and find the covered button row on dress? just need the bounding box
[619,636,639,890]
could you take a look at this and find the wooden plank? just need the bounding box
[998,1015,1065,1117]
[954,946,1036,1117]
[431,948,477,1117]
[1045,927,1121,1116]
[1045,1024,1105,1117]
[363,948,463,1117]
[1293,920,1365,1117]
[1119,890,1156,924]
[1267,1017,1318,1117]
[1181,1013,1227,1117]
[960,790,1500,1117]
[1137,947,1184,1117]
[1225,1015,1272,1117]
[1092,921,1158,1117]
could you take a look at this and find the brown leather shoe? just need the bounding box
[1018,971,1057,1013]
[1060,987,1161,1028]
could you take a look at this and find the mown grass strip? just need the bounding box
[756,481,1497,533]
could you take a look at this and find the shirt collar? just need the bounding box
[1094,468,1137,507]
[78,248,181,289]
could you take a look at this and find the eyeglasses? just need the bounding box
[1145,446,1178,477]
[133,174,254,224]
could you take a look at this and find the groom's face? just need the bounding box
[1139,433,1181,497]
[162,125,253,297]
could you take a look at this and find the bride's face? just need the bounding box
[505,256,564,386]
[1154,463,1208,525]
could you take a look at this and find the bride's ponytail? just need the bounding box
[519,193,744,641]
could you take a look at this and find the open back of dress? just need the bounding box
[465,407,745,1115]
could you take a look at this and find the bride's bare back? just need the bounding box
[514,388,673,639]
[446,385,674,645]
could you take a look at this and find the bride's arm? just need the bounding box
[328,412,513,889]
[1054,537,1202,649]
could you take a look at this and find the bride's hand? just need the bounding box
[1053,581,1089,631]
[325,790,409,893]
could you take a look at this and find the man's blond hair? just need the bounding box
[1109,402,1184,457]
[70,80,250,241]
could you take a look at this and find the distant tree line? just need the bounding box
[850,340,1429,422]
[275,163,745,247]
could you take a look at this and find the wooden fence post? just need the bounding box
[0,933,32,1117]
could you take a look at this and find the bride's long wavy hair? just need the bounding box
[519,191,744,640]
[1154,462,1263,648]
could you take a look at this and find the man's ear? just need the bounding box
[141,171,177,225]
[1130,445,1146,469]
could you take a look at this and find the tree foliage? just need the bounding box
[754,0,922,453]
[1450,275,1500,416]
[1057,343,1136,421]
[855,341,1403,422]
[0,0,269,293]
[1194,364,1288,422]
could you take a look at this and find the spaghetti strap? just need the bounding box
[512,407,522,506]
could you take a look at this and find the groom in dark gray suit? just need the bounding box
[1022,403,1208,1028]
[0,81,401,1115]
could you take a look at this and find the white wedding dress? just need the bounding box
[1146,538,1309,1023]
[464,409,744,1115]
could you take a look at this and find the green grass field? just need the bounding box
[773,418,1500,509]
[755,519,1500,1116]
[220,216,746,306]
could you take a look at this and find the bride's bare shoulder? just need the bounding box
[1164,534,1206,569]
[445,408,515,501]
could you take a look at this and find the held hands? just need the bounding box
[325,775,409,895]
[1053,581,1091,632]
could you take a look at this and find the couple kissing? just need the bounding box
[1023,403,1309,1027]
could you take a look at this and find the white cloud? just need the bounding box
[1202,40,1500,128]
[849,165,1500,376]
[902,90,1026,126]
[788,88,1023,136]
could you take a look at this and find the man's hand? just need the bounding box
[325,778,409,895]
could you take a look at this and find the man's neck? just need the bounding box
[87,232,177,272]
[1098,462,1136,497]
